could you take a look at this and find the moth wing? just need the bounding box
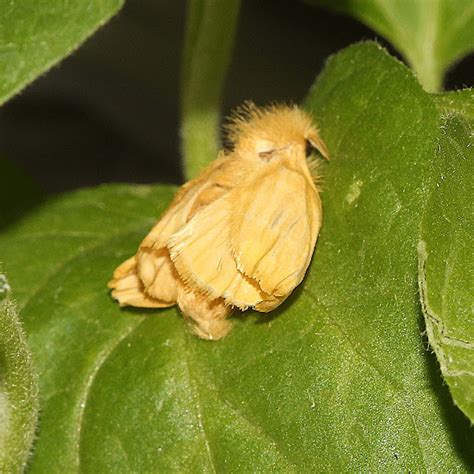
[110,154,264,308]
[140,155,229,251]
[168,195,268,309]
[231,160,321,299]
[110,180,207,304]
[108,256,172,308]
[135,155,238,300]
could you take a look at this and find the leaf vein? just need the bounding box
[183,333,217,474]
[205,381,298,471]
[75,317,146,468]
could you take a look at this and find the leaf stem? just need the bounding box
[411,58,443,93]
[0,296,39,472]
[180,0,241,180]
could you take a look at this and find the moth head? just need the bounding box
[225,102,329,161]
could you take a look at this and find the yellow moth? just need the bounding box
[108,103,328,340]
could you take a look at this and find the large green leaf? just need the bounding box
[418,113,474,422]
[0,0,124,105]
[0,284,39,472]
[0,43,473,471]
[307,0,474,92]
[181,0,241,179]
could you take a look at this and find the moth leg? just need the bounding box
[177,283,232,340]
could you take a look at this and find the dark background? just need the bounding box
[1,0,472,195]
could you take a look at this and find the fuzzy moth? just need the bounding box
[108,103,328,340]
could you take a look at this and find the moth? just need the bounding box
[108,103,328,340]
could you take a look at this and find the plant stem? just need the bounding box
[180,0,241,180]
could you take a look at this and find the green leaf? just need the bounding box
[0,0,124,105]
[418,114,474,422]
[432,89,474,120]
[306,0,474,92]
[0,184,175,472]
[0,282,39,472]
[0,43,473,471]
[181,0,241,180]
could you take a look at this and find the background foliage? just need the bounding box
[307,0,474,92]
[0,0,124,105]
[0,0,472,471]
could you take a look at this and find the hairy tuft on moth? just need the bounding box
[108,102,328,340]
